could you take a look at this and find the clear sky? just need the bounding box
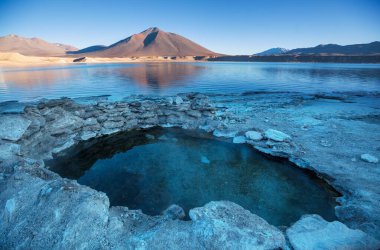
[0,0,379,54]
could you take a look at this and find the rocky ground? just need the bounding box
[0,92,379,249]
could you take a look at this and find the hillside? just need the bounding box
[287,41,380,55]
[0,35,77,56]
[80,27,218,57]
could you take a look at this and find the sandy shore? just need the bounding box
[0,52,204,67]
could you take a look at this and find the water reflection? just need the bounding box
[116,63,205,88]
[0,62,380,102]
[0,68,77,87]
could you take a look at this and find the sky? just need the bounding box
[0,0,379,54]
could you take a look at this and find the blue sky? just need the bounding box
[0,0,379,54]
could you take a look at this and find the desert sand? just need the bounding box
[0,52,206,67]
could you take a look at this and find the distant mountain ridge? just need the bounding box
[255,48,288,56]
[287,41,380,55]
[0,34,77,56]
[67,45,107,54]
[76,27,218,57]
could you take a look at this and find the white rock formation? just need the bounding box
[264,129,291,142]
[286,214,380,250]
[245,131,263,141]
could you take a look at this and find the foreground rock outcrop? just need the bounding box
[1,92,380,249]
[287,215,380,250]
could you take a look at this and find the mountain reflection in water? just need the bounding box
[116,63,205,88]
[1,62,380,102]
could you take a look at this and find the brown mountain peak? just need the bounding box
[84,27,218,57]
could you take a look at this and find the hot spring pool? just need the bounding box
[48,127,339,226]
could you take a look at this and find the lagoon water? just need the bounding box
[48,128,338,226]
[1,62,380,102]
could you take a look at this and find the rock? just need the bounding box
[80,131,97,141]
[189,201,286,249]
[166,97,174,105]
[83,118,98,126]
[73,57,86,62]
[361,154,378,163]
[48,110,83,135]
[175,96,183,105]
[0,115,31,141]
[52,139,75,154]
[103,121,124,129]
[264,129,291,142]
[201,156,210,164]
[186,110,202,118]
[245,131,263,141]
[0,142,21,160]
[162,204,185,220]
[286,214,380,250]
[232,136,246,144]
[213,129,238,138]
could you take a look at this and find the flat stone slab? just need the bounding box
[245,130,263,141]
[264,129,291,142]
[286,215,380,250]
[0,115,31,141]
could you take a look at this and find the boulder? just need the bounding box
[0,115,31,141]
[245,131,263,141]
[286,214,380,250]
[189,201,286,249]
[264,129,291,142]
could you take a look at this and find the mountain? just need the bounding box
[255,47,288,56]
[67,45,107,54]
[80,27,218,57]
[287,41,380,55]
[0,34,78,56]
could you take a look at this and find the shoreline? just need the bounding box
[1,52,380,68]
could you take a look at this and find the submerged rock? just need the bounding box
[264,129,291,142]
[0,115,31,141]
[361,154,379,163]
[245,130,263,141]
[189,201,286,249]
[286,214,380,250]
[201,156,210,164]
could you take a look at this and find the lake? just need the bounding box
[1,62,380,103]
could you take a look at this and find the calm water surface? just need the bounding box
[49,128,338,226]
[1,62,380,102]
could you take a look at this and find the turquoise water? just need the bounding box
[49,128,338,226]
[1,62,380,102]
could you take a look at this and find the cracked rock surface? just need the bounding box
[1,92,379,249]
